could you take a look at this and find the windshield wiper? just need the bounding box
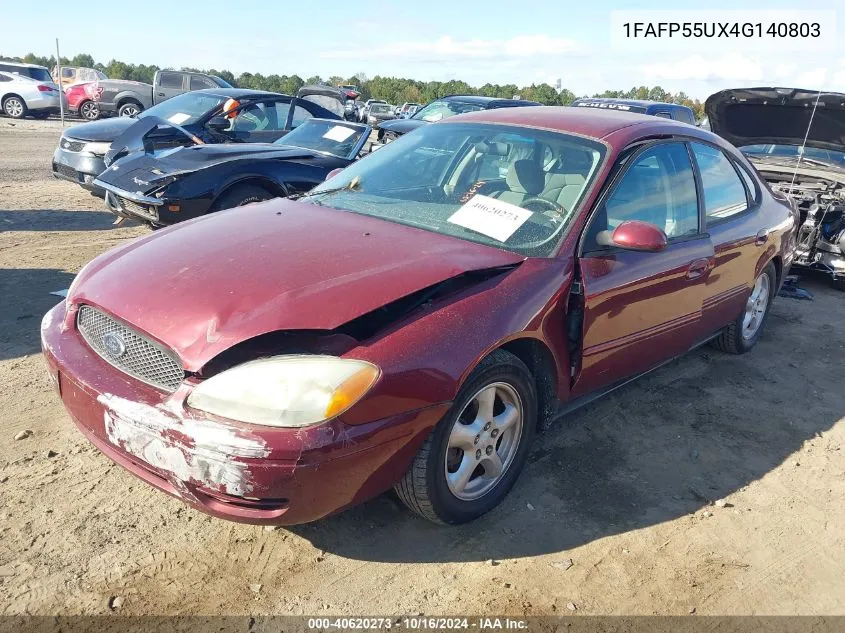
[295,175,361,204]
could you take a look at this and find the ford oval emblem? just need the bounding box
[102,332,127,359]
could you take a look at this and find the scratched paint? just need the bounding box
[98,393,270,497]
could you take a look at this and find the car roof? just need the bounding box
[0,60,48,69]
[190,88,286,99]
[573,97,692,111]
[438,94,541,106]
[444,105,694,139]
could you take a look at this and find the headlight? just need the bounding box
[187,355,380,428]
[82,141,111,156]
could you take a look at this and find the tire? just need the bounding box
[118,100,143,117]
[209,184,274,212]
[3,96,27,119]
[395,349,538,525]
[833,277,845,292]
[712,262,777,354]
[79,100,100,121]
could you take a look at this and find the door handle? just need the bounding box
[755,229,769,246]
[157,92,165,96]
[686,258,711,280]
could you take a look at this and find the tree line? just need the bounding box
[2,52,706,119]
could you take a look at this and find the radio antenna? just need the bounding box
[789,89,823,190]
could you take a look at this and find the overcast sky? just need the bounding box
[3,0,842,99]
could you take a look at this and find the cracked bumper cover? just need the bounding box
[40,301,448,525]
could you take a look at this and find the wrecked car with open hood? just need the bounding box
[705,87,845,289]
[94,118,371,228]
[42,107,795,526]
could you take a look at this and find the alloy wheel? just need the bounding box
[444,382,524,501]
[81,101,99,120]
[4,98,24,118]
[742,271,771,340]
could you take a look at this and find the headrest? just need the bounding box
[506,159,544,195]
[561,148,594,171]
[474,141,510,156]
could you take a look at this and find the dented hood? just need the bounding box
[705,87,845,152]
[70,199,524,371]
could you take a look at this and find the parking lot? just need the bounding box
[1,118,844,616]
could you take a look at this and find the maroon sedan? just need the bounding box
[41,107,797,525]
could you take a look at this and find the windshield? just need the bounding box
[139,92,227,126]
[412,100,486,122]
[370,104,391,114]
[742,144,845,166]
[303,122,606,257]
[211,75,233,88]
[275,119,366,158]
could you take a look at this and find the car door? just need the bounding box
[156,71,186,103]
[688,142,763,333]
[571,141,715,397]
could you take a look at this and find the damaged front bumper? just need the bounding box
[40,301,447,525]
[96,180,163,225]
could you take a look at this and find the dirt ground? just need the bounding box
[0,119,843,618]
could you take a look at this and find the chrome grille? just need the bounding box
[76,305,184,392]
[61,137,86,152]
[117,196,158,221]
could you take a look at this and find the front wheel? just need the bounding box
[209,184,274,212]
[3,96,27,119]
[395,349,537,524]
[712,262,776,354]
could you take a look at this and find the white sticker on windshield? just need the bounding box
[323,125,356,142]
[167,112,191,125]
[447,194,533,242]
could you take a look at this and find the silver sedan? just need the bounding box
[0,71,67,119]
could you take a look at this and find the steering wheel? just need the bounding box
[521,196,566,215]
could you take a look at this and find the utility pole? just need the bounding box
[55,38,65,127]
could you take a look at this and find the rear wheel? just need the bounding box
[79,100,100,121]
[118,100,142,117]
[712,262,776,354]
[209,184,274,212]
[395,349,537,524]
[833,277,845,292]
[3,96,27,119]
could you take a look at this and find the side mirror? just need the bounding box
[325,167,344,181]
[207,116,229,132]
[597,220,668,252]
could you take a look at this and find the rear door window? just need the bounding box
[190,74,218,90]
[158,72,184,90]
[690,143,749,222]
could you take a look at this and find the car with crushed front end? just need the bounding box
[52,88,340,196]
[41,106,797,526]
[705,87,845,290]
[94,118,372,228]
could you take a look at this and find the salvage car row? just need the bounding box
[38,83,845,529]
